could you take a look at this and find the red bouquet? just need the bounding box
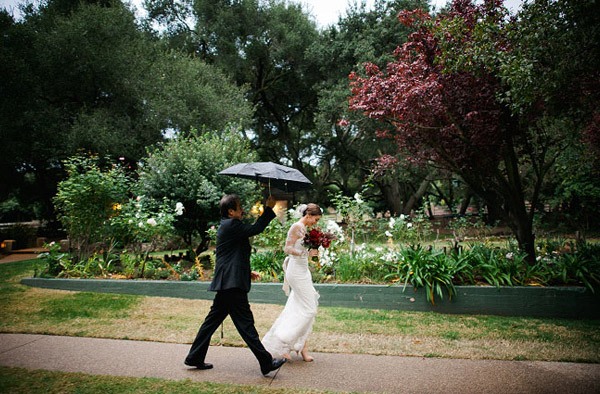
[303,227,336,250]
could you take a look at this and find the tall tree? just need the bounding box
[0,0,251,222]
[349,0,599,262]
[148,0,320,167]
[308,0,431,210]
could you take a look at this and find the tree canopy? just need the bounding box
[1,0,598,247]
[137,126,260,253]
[0,0,251,221]
[349,0,599,261]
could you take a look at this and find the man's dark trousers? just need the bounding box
[185,288,272,369]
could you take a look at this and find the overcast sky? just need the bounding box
[302,0,523,27]
[1,0,523,26]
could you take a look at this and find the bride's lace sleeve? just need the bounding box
[284,223,307,257]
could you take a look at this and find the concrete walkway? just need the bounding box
[1,334,599,393]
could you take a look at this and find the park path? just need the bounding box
[0,248,45,264]
[1,333,599,393]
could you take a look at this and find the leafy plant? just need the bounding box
[253,218,290,250]
[385,207,433,246]
[109,196,182,277]
[329,192,373,253]
[463,244,513,287]
[385,245,458,305]
[551,243,600,292]
[53,155,131,263]
[251,250,286,281]
[37,242,69,277]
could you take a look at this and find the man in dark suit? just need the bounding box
[184,194,286,376]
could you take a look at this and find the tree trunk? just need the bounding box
[458,190,473,215]
[195,235,210,256]
[403,177,431,215]
[379,180,403,216]
[509,210,536,264]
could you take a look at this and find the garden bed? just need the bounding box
[20,277,599,319]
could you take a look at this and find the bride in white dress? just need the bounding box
[262,203,322,362]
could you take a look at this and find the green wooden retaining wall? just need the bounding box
[20,278,599,319]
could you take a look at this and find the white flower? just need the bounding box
[400,214,405,220]
[506,252,514,260]
[388,217,396,228]
[175,202,184,216]
[354,193,363,203]
[385,230,393,238]
[406,222,413,228]
[325,219,343,237]
[381,251,396,262]
[147,218,157,226]
[290,207,303,219]
[320,249,335,267]
[138,222,144,228]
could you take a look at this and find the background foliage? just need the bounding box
[1,0,599,264]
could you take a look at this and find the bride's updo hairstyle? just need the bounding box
[302,203,322,217]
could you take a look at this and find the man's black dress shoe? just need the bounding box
[261,357,287,375]
[184,360,213,370]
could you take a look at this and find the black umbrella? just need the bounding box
[219,162,312,193]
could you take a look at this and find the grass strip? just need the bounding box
[0,366,337,394]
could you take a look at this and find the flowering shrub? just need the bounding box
[109,196,183,277]
[385,209,433,246]
[329,192,373,251]
[253,218,290,251]
[110,196,182,253]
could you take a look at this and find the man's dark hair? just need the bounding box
[220,194,241,218]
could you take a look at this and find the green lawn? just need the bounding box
[0,367,336,394]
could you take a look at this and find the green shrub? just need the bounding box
[253,219,289,250]
[550,243,600,292]
[251,250,286,281]
[53,155,131,263]
[332,244,392,283]
[462,244,513,287]
[384,245,457,305]
[37,242,69,277]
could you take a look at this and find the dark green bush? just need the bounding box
[251,250,286,281]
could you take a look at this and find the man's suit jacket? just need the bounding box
[209,207,276,293]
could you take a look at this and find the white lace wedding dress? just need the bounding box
[262,221,319,358]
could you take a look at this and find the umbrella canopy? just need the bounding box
[219,162,312,192]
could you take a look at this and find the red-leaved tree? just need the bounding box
[350,2,547,263]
